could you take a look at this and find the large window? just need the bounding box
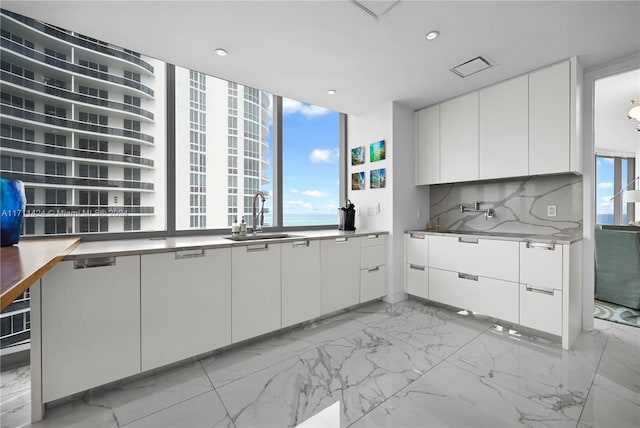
[174,67,274,230]
[596,155,636,225]
[282,98,340,226]
[0,9,167,236]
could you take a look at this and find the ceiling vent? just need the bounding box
[450,56,494,78]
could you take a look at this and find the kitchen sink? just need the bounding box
[224,233,300,241]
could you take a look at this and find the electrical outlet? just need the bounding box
[547,205,557,217]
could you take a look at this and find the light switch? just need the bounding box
[547,205,557,217]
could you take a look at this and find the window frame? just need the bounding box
[35,64,346,242]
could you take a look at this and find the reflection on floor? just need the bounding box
[2,298,639,427]
[594,299,640,328]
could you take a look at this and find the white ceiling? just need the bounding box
[595,69,640,157]
[3,1,640,115]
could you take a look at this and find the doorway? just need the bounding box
[592,67,640,328]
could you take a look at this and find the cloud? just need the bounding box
[287,200,312,209]
[282,99,331,118]
[302,190,328,198]
[597,182,613,190]
[601,196,614,203]
[290,188,299,193]
[310,148,339,163]
[597,157,614,166]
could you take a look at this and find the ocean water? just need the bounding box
[283,213,337,227]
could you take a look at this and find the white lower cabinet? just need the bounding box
[405,233,429,299]
[41,256,141,402]
[282,239,321,328]
[141,248,231,371]
[519,284,562,336]
[429,268,519,323]
[360,242,387,302]
[320,237,360,314]
[232,243,282,342]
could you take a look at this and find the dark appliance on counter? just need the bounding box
[338,199,356,231]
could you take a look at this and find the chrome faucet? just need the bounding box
[460,201,495,220]
[252,191,267,234]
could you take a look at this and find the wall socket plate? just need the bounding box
[547,205,557,217]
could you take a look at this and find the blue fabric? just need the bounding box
[0,178,26,246]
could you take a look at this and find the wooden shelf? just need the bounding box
[1,237,81,311]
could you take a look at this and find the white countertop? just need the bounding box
[406,229,581,245]
[66,229,388,259]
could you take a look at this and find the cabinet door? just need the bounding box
[232,243,282,343]
[529,60,570,175]
[520,284,562,336]
[405,233,428,266]
[416,105,440,185]
[479,75,528,179]
[361,265,387,302]
[282,239,321,328]
[42,256,140,402]
[440,92,479,183]
[406,263,428,299]
[520,242,563,290]
[429,268,518,323]
[320,237,360,314]
[141,248,231,371]
[429,235,519,282]
[361,245,386,269]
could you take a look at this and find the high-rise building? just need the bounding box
[1,9,167,237]
[174,68,272,230]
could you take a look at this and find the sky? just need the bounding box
[596,156,631,223]
[279,98,340,224]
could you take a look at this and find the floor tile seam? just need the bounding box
[197,359,239,428]
[117,389,221,427]
[575,332,609,426]
[344,351,452,428]
[0,388,30,405]
[0,390,30,413]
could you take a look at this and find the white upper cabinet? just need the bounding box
[479,75,529,179]
[415,57,581,185]
[416,104,440,185]
[440,92,479,183]
[529,58,581,175]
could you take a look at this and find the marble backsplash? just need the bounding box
[429,174,583,238]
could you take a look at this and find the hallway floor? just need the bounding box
[2,298,639,427]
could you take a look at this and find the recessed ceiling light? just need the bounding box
[425,31,439,41]
[215,48,228,57]
[327,89,336,95]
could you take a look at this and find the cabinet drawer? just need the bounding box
[429,235,519,282]
[360,265,387,302]
[519,284,562,336]
[406,263,428,299]
[405,233,428,266]
[361,244,386,269]
[361,233,387,247]
[429,268,519,323]
[520,242,563,290]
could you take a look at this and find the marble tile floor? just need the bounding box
[1,299,638,428]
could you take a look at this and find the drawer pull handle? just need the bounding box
[367,234,380,239]
[525,286,555,296]
[409,233,425,239]
[368,266,380,272]
[458,237,478,244]
[293,240,310,248]
[175,249,205,259]
[458,272,479,282]
[336,237,348,243]
[526,242,556,251]
[409,264,425,271]
[247,244,269,252]
[73,257,116,269]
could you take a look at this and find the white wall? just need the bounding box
[347,102,429,303]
